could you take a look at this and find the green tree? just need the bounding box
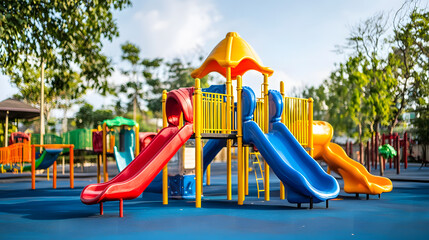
[92,109,114,129]
[389,6,429,132]
[412,105,429,161]
[118,41,163,121]
[301,84,327,121]
[146,58,210,117]
[0,0,131,93]
[75,103,94,129]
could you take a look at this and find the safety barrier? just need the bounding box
[62,128,93,150]
[31,133,62,145]
[253,98,266,133]
[283,97,310,147]
[201,91,234,134]
[0,143,31,172]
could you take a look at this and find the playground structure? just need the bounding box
[81,32,348,217]
[30,144,75,189]
[91,117,140,183]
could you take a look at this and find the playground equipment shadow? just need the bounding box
[0,162,428,240]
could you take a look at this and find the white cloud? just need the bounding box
[133,0,221,58]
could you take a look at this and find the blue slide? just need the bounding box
[241,86,339,204]
[114,146,134,172]
[22,148,62,172]
[203,139,227,173]
[114,129,135,172]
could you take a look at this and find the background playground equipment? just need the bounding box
[80,88,194,217]
[92,116,140,183]
[312,121,393,198]
[139,132,156,150]
[0,142,31,173]
[30,144,75,189]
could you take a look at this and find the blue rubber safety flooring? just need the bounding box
[0,163,429,240]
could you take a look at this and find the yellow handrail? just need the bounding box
[201,91,235,134]
[283,96,310,147]
[253,98,266,132]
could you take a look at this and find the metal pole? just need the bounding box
[237,75,244,205]
[102,123,108,182]
[279,81,285,200]
[69,145,74,189]
[389,134,392,168]
[244,146,249,195]
[308,98,314,158]
[162,90,168,205]
[40,59,45,148]
[404,132,408,169]
[226,68,232,201]
[263,74,270,202]
[31,145,36,189]
[194,79,202,208]
[4,111,8,147]
[396,134,400,174]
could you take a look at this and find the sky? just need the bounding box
[0,0,424,118]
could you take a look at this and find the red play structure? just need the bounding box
[80,88,194,217]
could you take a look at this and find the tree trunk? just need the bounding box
[40,58,45,146]
[133,96,137,121]
[62,108,68,133]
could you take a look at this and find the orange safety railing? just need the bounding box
[0,142,31,173]
[0,147,10,165]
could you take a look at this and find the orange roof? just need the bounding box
[191,32,273,80]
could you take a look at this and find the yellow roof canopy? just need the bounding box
[191,32,274,80]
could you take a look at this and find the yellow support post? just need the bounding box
[194,79,202,208]
[263,73,270,201]
[135,123,140,156]
[102,122,108,182]
[226,67,232,201]
[237,75,244,205]
[308,98,314,158]
[162,90,168,205]
[206,164,211,186]
[279,81,285,200]
[244,146,249,195]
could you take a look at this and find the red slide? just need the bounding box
[80,87,194,217]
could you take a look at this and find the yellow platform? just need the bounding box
[312,121,393,195]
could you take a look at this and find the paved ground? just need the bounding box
[0,162,428,239]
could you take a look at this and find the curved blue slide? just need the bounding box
[23,149,62,171]
[114,146,134,172]
[114,129,136,172]
[203,139,227,173]
[241,86,339,204]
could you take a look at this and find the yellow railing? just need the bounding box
[283,97,310,147]
[253,98,266,133]
[201,91,234,134]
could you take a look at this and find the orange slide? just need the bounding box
[312,121,392,195]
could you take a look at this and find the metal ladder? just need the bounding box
[250,152,265,198]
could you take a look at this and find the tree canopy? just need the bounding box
[0,0,132,94]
